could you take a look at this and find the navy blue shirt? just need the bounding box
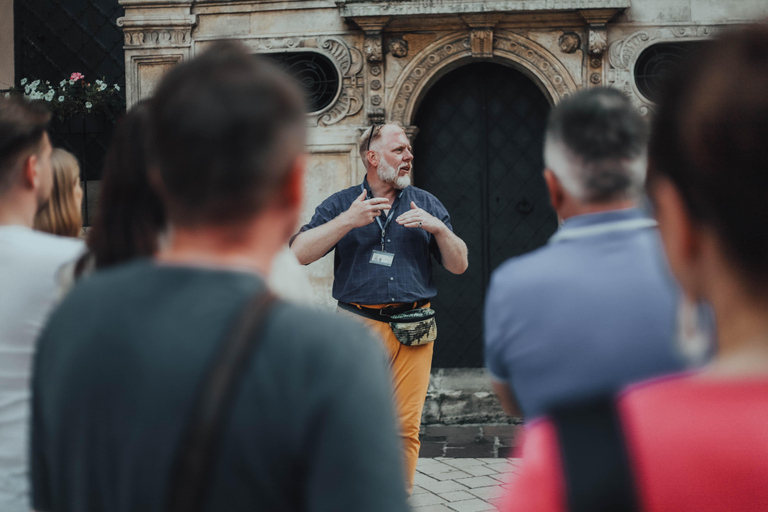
[297,180,452,304]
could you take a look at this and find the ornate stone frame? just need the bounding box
[206,35,365,127]
[387,30,578,126]
[608,25,724,115]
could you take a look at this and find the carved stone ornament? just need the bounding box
[117,16,197,48]
[365,35,383,62]
[607,25,724,115]
[470,28,494,58]
[590,56,602,69]
[389,30,578,124]
[371,95,382,106]
[388,37,409,58]
[368,108,385,124]
[558,32,581,54]
[246,36,364,126]
[371,79,382,91]
[370,65,382,76]
[589,27,608,55]
[590,72,602,85]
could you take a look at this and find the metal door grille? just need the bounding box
[414,62,556,368]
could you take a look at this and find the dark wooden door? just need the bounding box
[414,62,557,367]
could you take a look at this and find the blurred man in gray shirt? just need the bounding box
[485,87,687,419]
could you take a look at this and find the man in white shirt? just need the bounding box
[0,97,82,511]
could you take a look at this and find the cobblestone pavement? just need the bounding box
[409,457,521,511]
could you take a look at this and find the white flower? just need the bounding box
[85,101,93,109]
[69,80,75,85]
[20,78,27,85]
[58,96,65,102]
[44,90,54,102]
[114,84,120,91]
[24,85,31,94]
[4,92,9,98]
[31,79,40,87]
[99,83,107,91]
[59,80,67,87]
[95,79,103,85]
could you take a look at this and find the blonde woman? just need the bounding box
[34,148,83,238]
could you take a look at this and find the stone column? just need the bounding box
[117,0,197,108]
[354,16,389,124]
[578,9,620,88]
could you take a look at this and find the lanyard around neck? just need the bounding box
[548,218,657,244]
[362,182,402,251]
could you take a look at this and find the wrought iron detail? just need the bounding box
[634,42,700,103]
[265,52,341,114]
[13,0,126,226]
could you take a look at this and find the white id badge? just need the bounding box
[370,250,395,267]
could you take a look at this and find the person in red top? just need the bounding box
[504,24,768,512]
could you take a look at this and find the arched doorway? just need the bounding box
[414,62,557,368]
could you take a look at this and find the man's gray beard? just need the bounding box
[377,158,411,190]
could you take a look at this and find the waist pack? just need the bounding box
[388,308,437,347]
[337,301,437,347]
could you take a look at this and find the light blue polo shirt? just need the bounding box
[484,208,686,419]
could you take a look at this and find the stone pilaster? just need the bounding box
[117,0,197,108]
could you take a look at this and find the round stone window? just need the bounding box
[634,42,701,103]
[264,52,340,113]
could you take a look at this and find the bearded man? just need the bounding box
[291,123,468,493]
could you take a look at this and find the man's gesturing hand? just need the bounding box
[396,201,444,234]
[342,190,391,228]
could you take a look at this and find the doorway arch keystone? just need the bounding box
[388,30,579,125]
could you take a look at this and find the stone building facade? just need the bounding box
[117,0,766,421]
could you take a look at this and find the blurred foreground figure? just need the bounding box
[33,148,83,238]
[31,42,408,512]
[0,98,82,512]
[505,24,768,511]
[485,87,686,420]
[77,100,311,303]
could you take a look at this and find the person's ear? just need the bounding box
[366,150,379,169]
[282,154,306,210]
[543,169,564,212]
[21,154,38,190]
[651,177,703,299]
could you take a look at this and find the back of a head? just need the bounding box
[0,96,51,196]
[150,41,306,227]
[34,148,82,237]
[544,87,648,204]
[85,100,165,270]
[649,24,768,288]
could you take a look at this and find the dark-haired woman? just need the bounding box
[504,24,768,511]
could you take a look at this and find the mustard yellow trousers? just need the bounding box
[338,304,434,495]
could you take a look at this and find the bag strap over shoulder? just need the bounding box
[167,290,278,512]
[551,396,641,512]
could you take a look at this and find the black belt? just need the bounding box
[338,300,429,323]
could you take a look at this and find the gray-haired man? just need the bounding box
[484,87,687,419]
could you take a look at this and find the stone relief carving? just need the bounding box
[122,28,192,47]
[558,32,581,54]
[470,28,494,58]
[588,27,608,55]
[388,37,409,58]
[608,25,724,115]
[365,35,383,62]
[246,35,364,126]
[389,30,577,124]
